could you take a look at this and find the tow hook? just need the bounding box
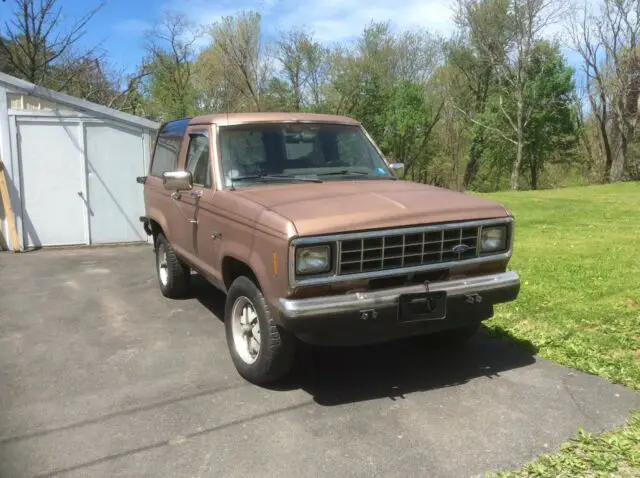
[465,293,483,304]
[359,309,378,321]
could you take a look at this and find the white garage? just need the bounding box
[0,72,159,251]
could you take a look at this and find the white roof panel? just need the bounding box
[0,72,159,130]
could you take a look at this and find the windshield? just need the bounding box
[218,123,394,187]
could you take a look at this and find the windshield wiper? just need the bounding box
[230,174,323,189]
[315,170,370,176]
[315,170,397,180]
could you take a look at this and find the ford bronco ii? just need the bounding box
[139,113,520,384]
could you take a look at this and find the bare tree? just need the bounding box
[275,29,329,111]
[393,29,442,83]
[0,0,103,86]
[569,0,639,182]
[501,0,565,189]
[568,4,614,181]
[209,11,270,112]
[275,30,309,112]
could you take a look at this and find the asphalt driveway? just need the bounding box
[0,246,638,478]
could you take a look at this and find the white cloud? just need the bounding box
[268,0,456,42]
[159,0,456,43]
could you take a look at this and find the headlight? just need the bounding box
[295,245,331,275]
[481,226,507,252]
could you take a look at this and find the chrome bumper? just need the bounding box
[279,271,520,320]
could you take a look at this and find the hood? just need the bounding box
[234,180,509,237]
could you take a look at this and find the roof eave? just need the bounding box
[0,72,159,130]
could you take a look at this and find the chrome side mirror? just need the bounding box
[389,162,405,176]
[162,170,193,191]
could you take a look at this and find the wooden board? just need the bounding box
[0,155,20,251]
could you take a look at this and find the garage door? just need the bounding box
[18,122,87,248]
[85,124,146,244]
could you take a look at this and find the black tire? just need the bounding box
[224,276,296,384]
[437,322,480,344]
[155,233,190,298]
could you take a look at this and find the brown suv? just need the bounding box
[139,113,520,384]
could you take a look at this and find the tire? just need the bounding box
[224,276,296,384]
[155,233,190,298]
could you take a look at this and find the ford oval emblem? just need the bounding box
[452,244,471,254]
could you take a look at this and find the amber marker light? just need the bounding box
[272,252,278,276]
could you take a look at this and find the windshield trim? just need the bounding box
[215,122,394,190]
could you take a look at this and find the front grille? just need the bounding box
[338,225,479,276]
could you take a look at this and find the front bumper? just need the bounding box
[277,272,520,346]
[279,271,520,320]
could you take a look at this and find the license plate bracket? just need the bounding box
[398,291,447,322]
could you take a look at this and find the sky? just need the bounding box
[0,0,459,71]
[0,0,584,79]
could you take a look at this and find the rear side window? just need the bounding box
[150,119,190,177]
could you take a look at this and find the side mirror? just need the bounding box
[389,162,405,176]
[162,170,193,191]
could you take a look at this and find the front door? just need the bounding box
[178,128,217,277]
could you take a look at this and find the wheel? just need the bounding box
[437,322,480,344]
[155,233,190,298]
[224,276,296,384]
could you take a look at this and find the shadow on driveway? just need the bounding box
[191,275,537,406]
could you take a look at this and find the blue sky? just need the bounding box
[0,0,584,79]
[0,0,458,71]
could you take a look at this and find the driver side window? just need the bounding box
[185,132,212,188]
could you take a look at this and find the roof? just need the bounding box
[0,72,159,130]
[190,112,361,126]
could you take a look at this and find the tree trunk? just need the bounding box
[510,139,523,190]
[530,157,538,190]
[463,134,483,189]
[592,93,613,182]
[610,132,627,182]
[510,92,524,190]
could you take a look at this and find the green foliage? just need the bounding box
[145,52,198,120]
[378,81,433,167]
[473,41,578,190]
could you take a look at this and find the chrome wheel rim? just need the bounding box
[157,245,168,286]
[231,296,261,364]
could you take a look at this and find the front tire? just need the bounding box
[224,276,296,384]
[155,233,190,298]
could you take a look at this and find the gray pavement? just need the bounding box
[0,246,637,478]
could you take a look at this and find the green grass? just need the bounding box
[492,412,640,478]
[481,183,640,477]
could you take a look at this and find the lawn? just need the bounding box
[482,182,640,476]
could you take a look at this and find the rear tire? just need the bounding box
[224,276,296,384]
[155,233,190,298]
